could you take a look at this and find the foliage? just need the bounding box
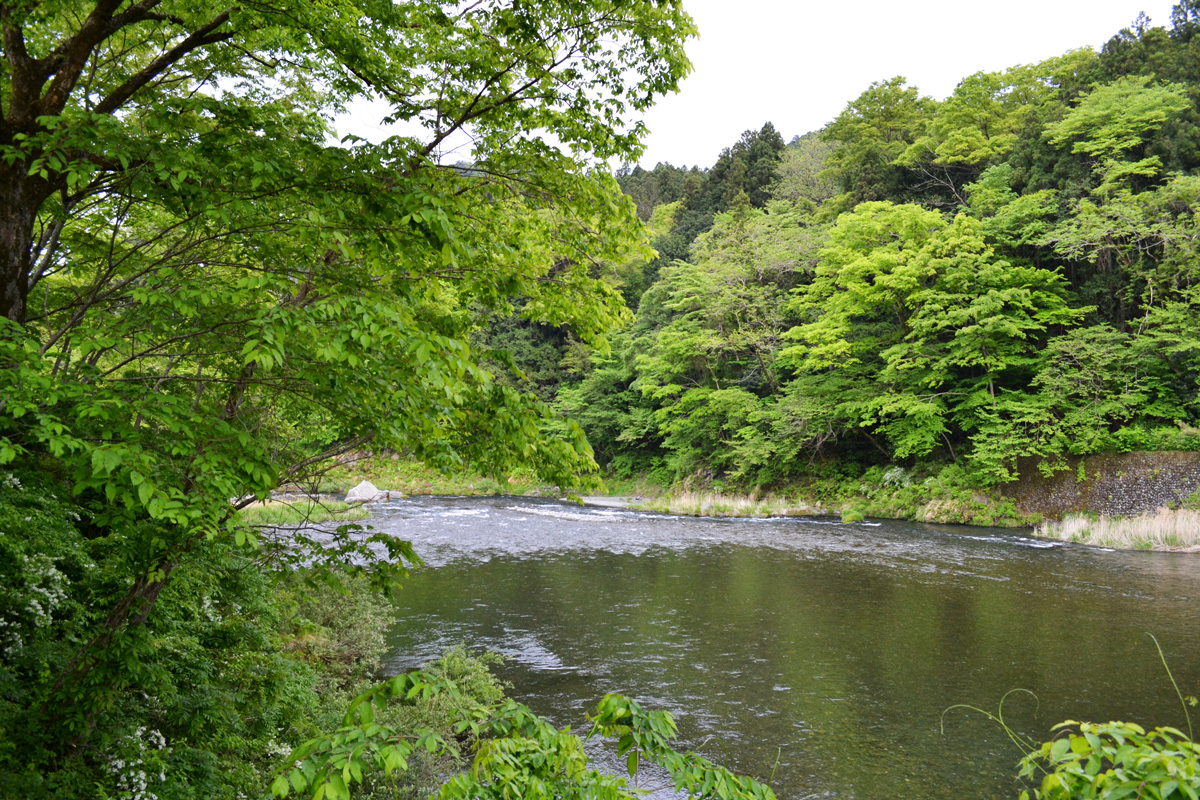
[0,465,402,799]
[578,10,1200,496]
[823,77,936,204]
[1019,721,1200,800]
[273,679,776,800]
[0,0,698,793]
[905,53,1097,171]
[772,133,839,207]
[784,202,1080,461]
[617,199,826,482]
[1044,75,1192,196]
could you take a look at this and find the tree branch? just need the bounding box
[93,10,233,115]
[35,0,129,116]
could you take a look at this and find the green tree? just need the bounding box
[915,53,1098,169]
[772,132,838,207]
[1043,75,1192,196]
[652,123,788,267]
[631,201,825,480]
[970,326,1159,479]
[0,0,697,792]
[784,203,1080,459]
[895,52,1099,206]
[823,77,935,204]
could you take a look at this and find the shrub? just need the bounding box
[1019,721,1200,800]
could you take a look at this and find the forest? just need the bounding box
[485,3,1200,509]
[3,1,1200,799]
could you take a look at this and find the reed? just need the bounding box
[1036,508,1200,551]
[639,491,824,518]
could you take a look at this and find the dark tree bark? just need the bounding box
[0,2,233,325]
[0,169,52,324]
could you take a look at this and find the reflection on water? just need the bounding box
[367,495,1200,800]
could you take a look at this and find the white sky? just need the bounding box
[633,0,1180,168]
[337,1,1181,169]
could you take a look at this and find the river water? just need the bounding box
[366,495,1200,800]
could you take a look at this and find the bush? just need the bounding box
[1019,721,1200,800]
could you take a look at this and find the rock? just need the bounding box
[345,480,388,503]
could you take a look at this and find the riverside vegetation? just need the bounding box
[1037,506,1200,550]
[0,2,777,798]
[474,3,1200,535]
[1,1,1198,798]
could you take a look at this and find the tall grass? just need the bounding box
[319,457,548,496]
[1036,508,1200,551]
[237,498,369,527]
[638,491,825,518]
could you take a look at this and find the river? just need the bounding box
[365,495,1200,800]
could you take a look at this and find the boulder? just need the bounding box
[345,480,387,503]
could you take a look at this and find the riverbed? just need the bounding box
[365,495,1200,800]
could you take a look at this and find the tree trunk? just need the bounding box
[0,167,48,326]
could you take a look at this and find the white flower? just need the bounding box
[265,739,292,758]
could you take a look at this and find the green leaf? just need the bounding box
[289,770,307,793]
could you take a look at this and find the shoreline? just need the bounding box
[576,494,1200,553]
[266,483,1200,554]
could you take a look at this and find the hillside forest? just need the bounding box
[4,2,1200,799]
[486,3,1200,502]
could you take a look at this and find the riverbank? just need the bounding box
[306,455,556,497]
[312,457,1017,522]
[237,497,369,526]
[296,456,1200,552]
[626,466,1037,529]
[623,492,1200,552]
[1035,508,1200,552]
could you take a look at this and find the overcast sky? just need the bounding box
[633,0,1180,168]
[337,1,1180,169]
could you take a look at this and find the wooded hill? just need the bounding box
[490,3,1200,492]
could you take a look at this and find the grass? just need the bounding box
[305,452,675,499]
[1036,508,1200,551]
[591,473,667,499]
[237,498,369,527]
[312,456,556,496]
[637,491,827,518]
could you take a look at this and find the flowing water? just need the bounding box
[366,495,1200,800]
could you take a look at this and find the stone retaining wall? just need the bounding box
[1001,451,1200,519]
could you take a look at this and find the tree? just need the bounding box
[823,77,935,203]
[0,1,693,323]
[783,203,1080,460]
[772,132,838,207]
[0,0,697,790]
[1043,75,1192,197]
[649,122,789,266]
[895,52,1099,206]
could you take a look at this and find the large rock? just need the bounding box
[345,480,388,503]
